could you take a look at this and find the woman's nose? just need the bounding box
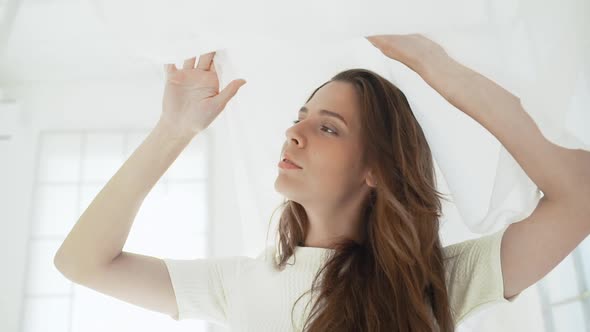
[285,125,304,147]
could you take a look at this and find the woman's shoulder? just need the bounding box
[439,226,516,324]
[441,226,508,260]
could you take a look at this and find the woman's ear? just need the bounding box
[365,170,377,188]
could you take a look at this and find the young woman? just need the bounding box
[54,34,590,332]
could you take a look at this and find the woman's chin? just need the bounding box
[275,182,296,201]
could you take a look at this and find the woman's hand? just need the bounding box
[160,52,247,137]
[365,34,448,73]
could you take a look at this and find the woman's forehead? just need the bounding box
[308,81,360,122]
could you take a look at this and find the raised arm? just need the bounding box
[53,121,193,277]
[54,52,246,317]
[367,34,590,299]
[52,120,194,318]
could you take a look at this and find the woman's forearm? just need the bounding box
[54,120,196,278]
[415,54,590,204]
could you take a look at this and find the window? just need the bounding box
[20,130,213,332]
[536,237,590,331]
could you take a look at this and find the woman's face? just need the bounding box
[275,81,373,207]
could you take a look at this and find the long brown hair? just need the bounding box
[267,68,455,331]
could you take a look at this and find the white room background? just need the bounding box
[1,0,589,331]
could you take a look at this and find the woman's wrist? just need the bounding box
[154,117,198,143]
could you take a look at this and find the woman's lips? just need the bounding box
[278,160,302,169]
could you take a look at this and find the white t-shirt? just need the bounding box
[163,226,520,331]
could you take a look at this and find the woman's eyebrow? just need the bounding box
[299,106,348,127]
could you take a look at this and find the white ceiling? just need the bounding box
[0,0,161,84]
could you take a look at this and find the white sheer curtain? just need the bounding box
[89,0,589,330]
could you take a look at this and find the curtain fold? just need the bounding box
[92,0,588,264]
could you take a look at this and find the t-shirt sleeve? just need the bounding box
[443,225,522,325]
[162,255,241,325]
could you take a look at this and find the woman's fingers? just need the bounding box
[196,51,216,71]
[366,35,397,50]
[164,51,218,83]
[210,59,216,73]
[168,51,216,76]
[182,57,197,69]
[163,64,178,80]
[366,35,386,44]
[212,79,247,110]
[164,64,176,72]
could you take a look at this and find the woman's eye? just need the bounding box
[291,120,337,135]
[321,126,337,134]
